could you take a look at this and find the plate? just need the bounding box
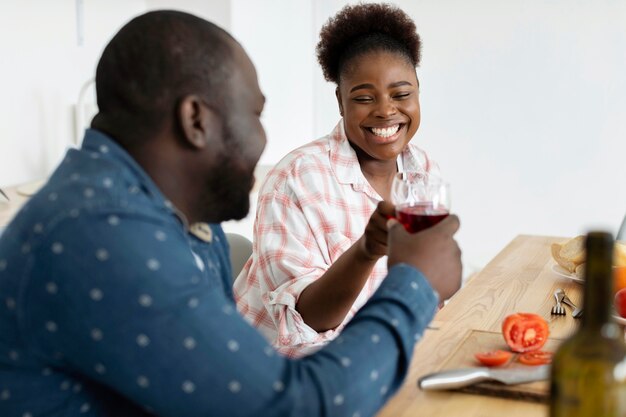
[551,264,584,284]
[551,264,626,325]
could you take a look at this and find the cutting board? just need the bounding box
[435,329,563,403]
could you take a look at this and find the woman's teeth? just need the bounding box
[370,124,400,138]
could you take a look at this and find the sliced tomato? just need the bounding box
[502,313,549,353]
[475,350,512,367]
[518,350,553,366]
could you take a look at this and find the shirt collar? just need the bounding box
[328,120,428,187]
[80,128,172,211]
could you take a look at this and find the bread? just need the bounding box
[551,236,585,273]
[552,237,626,274]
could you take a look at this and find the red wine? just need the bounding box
[396,204,449,233]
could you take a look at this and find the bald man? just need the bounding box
[0,10,461,417]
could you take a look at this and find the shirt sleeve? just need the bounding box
[236,170,354,350]
[19,209,438,417]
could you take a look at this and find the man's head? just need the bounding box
[92,11,266,223]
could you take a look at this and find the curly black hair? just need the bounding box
[316,3,421,84]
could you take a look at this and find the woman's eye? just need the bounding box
[353,97,373,103]
[394,92,411,99]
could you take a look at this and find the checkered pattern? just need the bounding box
[234,121,437,357]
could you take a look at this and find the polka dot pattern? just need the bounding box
[227,340,239,352]
[183,337,196,350]
[51,243,64,254]
[155,231,167,241]
[136,334,150,347]
[96,249,109,261]
[0,134,440,415]
[137,376,150,388]
[0,389,10,400]
[272,381,284,392]
[46,282,58,294]
[182,380,195,394]
[188,297,199,309]
[94,363,106,374]
[91,328,103,341]
[228,381,241,393]
[138,294,152,307]
[89,288,104,301]
[146,259,160,271]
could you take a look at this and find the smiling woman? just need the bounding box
[234,3,440,358]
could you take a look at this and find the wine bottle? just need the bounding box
[549,232,626,416]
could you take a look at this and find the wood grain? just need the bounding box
[436,329,563,402]
[376,235,586,417]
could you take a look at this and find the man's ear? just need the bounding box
[177,95,222,149]
[335,87,344,117]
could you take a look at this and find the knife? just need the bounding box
[418,365,550,391]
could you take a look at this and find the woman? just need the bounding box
[234,3,438,357]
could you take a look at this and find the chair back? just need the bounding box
[225,233,253,281]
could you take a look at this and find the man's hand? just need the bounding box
[358,201,395,261]
[387,215,462,301]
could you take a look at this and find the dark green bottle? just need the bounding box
[549,232,626,416]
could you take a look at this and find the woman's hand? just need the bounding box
[387,214,462,301]
[359,201,396,261]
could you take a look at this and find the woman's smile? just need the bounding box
[365,123,405,144]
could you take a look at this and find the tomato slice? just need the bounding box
[518,350,553,366]
[502,313,549,353]
[475,350,512,367]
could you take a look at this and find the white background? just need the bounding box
[1,0,625,273]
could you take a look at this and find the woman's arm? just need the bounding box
[296,201,395,331]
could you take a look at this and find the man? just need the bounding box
[0,11,461,417]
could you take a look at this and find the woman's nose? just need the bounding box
[373,98,397,118]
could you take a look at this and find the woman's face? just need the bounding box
[336,50,420,163]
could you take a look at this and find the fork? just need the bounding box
[556,288,583,318]
[551,290,566,315]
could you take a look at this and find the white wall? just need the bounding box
[230,0,315,166]
[1,0,625,273]
[397,0,626,269]
[308,0,626,270]
[0,0,147,186]
[0,0,230,187]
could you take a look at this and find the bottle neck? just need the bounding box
[581,232,614,329]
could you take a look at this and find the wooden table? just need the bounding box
[377,234,583,417]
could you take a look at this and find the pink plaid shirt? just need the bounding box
[234,121,437,357]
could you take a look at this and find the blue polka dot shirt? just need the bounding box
[0,129,439,416]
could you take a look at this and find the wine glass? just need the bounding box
[391,171,450,233]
